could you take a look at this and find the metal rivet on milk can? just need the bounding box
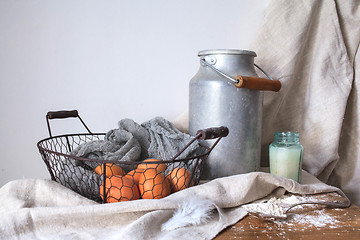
[189,49,281,180]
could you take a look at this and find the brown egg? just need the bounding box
[100,175,140,203]
[166,167,194,192]
[124,169,143,185]
[94,163,125,177]
[138,168,171,199]
[136,159,167,173]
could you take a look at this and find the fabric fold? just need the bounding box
[0,171,349,240]
[71,117,200,167]
[249,0,360,205]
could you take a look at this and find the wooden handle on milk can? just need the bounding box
[234,75,281,92]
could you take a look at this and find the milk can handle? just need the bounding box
[234,74,281,92]
[200,59,281,92]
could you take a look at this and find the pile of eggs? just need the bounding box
[95,159,194,203]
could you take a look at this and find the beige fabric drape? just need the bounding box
[250,0,360,205]
[0,172,349,239]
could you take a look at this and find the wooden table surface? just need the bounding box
[215,193,360,239]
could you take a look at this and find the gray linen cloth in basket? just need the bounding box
[57,117,201,199]
[72,117,200,168]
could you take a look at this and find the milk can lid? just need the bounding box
[198,49,257,57]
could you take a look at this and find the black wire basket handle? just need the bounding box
[196,126,229,140]
[46,110,92,137]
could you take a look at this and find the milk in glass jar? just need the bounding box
[269,131,303,183]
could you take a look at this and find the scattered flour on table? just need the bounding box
[242,201,286,217]
[242,195,309,217]
[242,194,341,228]
[286,209,340,228]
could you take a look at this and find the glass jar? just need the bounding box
[269,131,303,183]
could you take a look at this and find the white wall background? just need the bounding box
[0,0,271,186]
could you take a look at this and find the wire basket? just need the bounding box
[37,110,228,203]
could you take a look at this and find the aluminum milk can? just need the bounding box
[189,49,281,180]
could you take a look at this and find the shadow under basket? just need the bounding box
[37,110,228,203]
